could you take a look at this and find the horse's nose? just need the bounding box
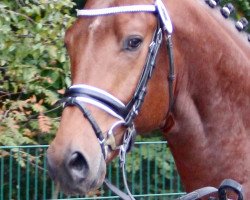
[67,151,89,181]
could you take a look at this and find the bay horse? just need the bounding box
[46,0,250,198]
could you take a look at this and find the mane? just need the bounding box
[198,0,249,48]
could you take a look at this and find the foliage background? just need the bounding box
[0,0,75,146]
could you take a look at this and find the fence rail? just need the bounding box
[0,142,185,200]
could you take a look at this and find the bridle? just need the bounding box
[63,0,175,157]
[60,0,244,199]
[60,0,174,199]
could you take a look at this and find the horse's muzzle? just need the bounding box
[46,146,106,195]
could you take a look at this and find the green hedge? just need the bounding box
[0,0,75,146]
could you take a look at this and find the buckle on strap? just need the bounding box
[104,124,136,200]
[119,125,137,164]
[177,179,244,200]
[218,179,244,200]
[105,120,126,151]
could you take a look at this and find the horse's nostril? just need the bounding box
[68,152,89,180]
[69,152,85,170]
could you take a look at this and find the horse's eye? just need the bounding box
[124,36,143,51]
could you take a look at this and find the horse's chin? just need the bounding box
[59,175,105,196]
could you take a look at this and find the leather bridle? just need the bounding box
[60,1,174,199]
[62,0,175,156]
[59,0,244,199]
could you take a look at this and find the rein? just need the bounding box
[60,0,244,199]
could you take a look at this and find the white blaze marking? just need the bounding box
[88,18,102,32]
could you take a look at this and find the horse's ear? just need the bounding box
[162,113,175,134]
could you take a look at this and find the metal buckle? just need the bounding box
[119,124,136,165]
[105,120,125,151]
[218,179,244,200]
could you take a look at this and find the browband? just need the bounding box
[77,5,156,16]
[77,0,173,34]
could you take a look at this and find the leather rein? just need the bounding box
[60,0,244,199]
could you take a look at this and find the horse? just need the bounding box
[46,0,250,198]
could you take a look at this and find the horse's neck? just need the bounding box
[164,0,250,193]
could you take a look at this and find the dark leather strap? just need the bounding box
[125,27,163,126]
[104,179,134,200]
[166,34,175,112]
[62,97,107,158]
[176,187,218,200]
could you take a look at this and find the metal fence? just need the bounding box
[0,141,185,200]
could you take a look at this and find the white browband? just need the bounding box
[77,0,173,34]
[77,5,156,16]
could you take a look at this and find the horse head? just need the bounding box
[47,0,250,197]
[47,0,174,195]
